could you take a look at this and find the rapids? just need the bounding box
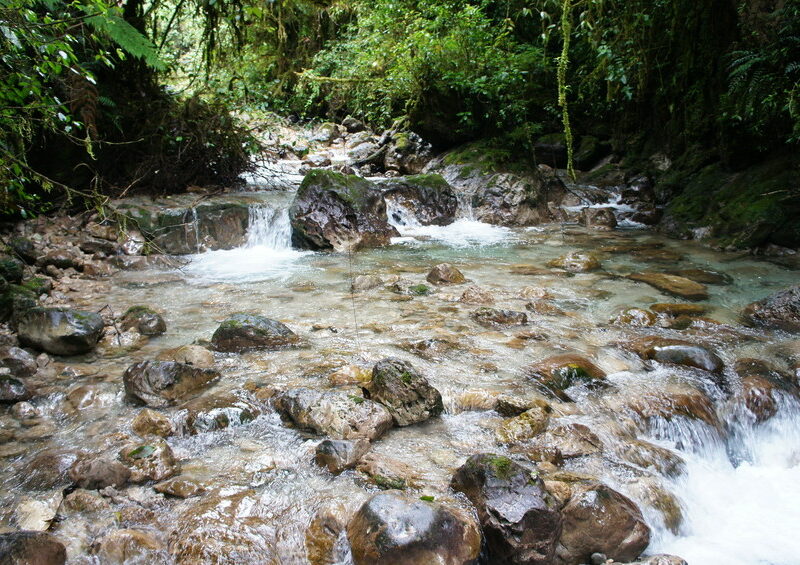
[1,169,798,564]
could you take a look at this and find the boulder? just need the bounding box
[627,272,708,301]
[8,239,37,265]
[154,477,206,499]
[742,285,800,332]
[614,308,657,327]
[525,355,607,402]
[0,531,66,565]
[471,307,528,329]
[156,345,214,368]
[547,252,601,273]
[273,388,393,441]
[0,346,37,378]
[289,170,399,251]
[211,314,299,352]
[579,207,617,230]
[650,344,724,375]
[306,502,350,565]
[0,376,31,403]
[450,454,562,565]
[69,456,131,489]
[21,449,83,490]
[555,483,650,565]
[123,361,220,407]
[733,358,795,422]
[315,439,370,474]
[383,132,434,174]
[381,174,457,225]
[17,307,104,355]
[347,492,481,565]
[426,263,466,285]
[526,423,603,463]
[495,404,552,444]
[120,306,166,336]
[342,116,366,133]
[118,439,180,483]
[366,358,443,426]
[624,389,720,429]
[667,268,731,285]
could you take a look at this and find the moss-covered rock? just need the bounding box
[379,174,458,226]
[210,314,299,352]
[289,170,399,251]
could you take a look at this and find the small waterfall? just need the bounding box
[246,205,292,249]
[190,207,202,252]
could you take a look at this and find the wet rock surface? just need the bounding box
[0,531,66,565]
[123,360,220,407]
[347,492,481,565]
[211,314,299,352]
[742,284,800,332]
[366,357,444,426]
[628,272,709,301]
[451,454,562,565]
[17,307,104,355]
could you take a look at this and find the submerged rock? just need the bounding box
[0,376,31,403]
[0,531,66,565]
[548,252,601,273]
[525,355,607,402]
[132,408,174,438]
[733,358,796,422]
[211,314,299,352]
[495,404,552,444]
[451,454,562,565]
[471,307,528,329]
[356,452,419,490]
[289,170,399,251]
[426,263,466,285]
[614,308,657,327]
[177,392,261,434]
[0,346,38,378]
[460,286,495,305]
[742,284,800,333]
[627,272,708,301]
[123,360,220,407]
[555,482,650,565]
[347,492,481,565]
[156,344,214,368]
[17,307,104,355]
[69,456,131,489]
[273,388,393,441]
[92,529,166,564]
[119,439,180,483]
[579,207,617,231]
[366,358,443,426]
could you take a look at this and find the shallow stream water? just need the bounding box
[2,175,799,564]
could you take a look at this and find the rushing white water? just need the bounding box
[184,204,312,282]
[649,398,800,565]
[386,197,513,247]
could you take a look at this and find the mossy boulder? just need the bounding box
[211,314,299,352]
[525,354,607,402]
[289,170,399,251]
[121,305,167,336]
[366,358,444,426]
[123,360,220,407]
[0,284,37,322]
[379,174,457,226]
[17,307,104,355]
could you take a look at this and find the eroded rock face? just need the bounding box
[17,307,104,355]
[347,492,481,565]
[555,483,650,565]
[289,170,399,251]
[0,531,66,565]
[366,358,443,426]
[381,174,457,226]
[451,454,562,565]
[123,361,220,407]
[742,285,800,333]
[273,388,393,441]
[211,314,299,353]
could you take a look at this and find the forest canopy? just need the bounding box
[1,0,798,215]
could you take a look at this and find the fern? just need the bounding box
[83,7,167,71]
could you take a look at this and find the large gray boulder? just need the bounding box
[366,358,443,426]
[380,174,457,226]
[347,492,481,565]
[17,307,104,355]
[289,170,399,251]
[210,314,299,352]
[450,454,562,565]
[123,361,220,407]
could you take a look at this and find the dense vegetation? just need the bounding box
[2,0,798,225]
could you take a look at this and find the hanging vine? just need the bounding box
[557,0,576,180]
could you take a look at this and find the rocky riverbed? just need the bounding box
[0,122,799,565]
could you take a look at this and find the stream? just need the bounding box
[1,163,799,564]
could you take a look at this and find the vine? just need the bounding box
[557,0,575,180]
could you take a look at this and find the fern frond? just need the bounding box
[84,8,167,71]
